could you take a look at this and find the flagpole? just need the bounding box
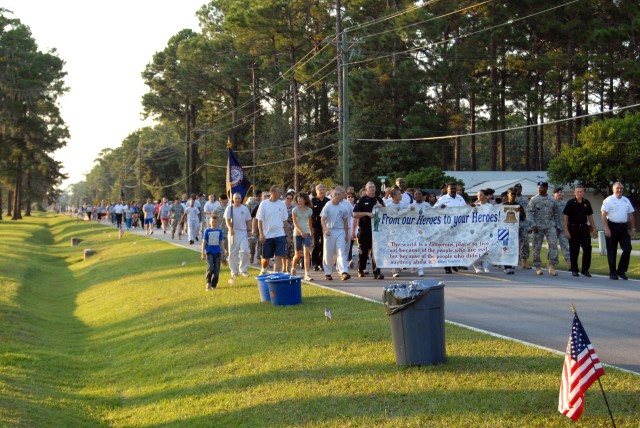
[572,304,616,428]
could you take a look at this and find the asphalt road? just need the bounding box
[112,221,640,375]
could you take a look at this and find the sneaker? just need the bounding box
[535,267,543,275]
[609,273,619,280]
[581,271,591,277]
[483,267,491,273]
[392,272,400,278]
[572,271,579,277]
[195,236,199,241]
[314,265,321,272]
[304,275,313,281]
[189,240,194,245]
[348,260,354,268]
[374,273,384,280]
[241,273,250,278]
[417,269,424,277]
[206,284,212,291]
[358,272,365,278]
[507,269,515,275]
[363,270,369,275]
[617,271,628,280]
[340,272,350,281]
[325,274,333,281]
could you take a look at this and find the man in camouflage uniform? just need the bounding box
[514,183,531,269]
[553,187,570,264]
[527,181,563,276]
[246,190,262,263]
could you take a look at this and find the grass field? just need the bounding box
[1,214,638,427]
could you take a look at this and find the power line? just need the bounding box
[356,103,640,142]
[205,142,337,169]
[343,0,442,34]
[347,0,582,67]
[356,0,493,41]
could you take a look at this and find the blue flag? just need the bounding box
[226,147,252,202]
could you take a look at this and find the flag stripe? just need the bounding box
[558,313,604,421]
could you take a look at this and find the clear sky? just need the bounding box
[2,0,205,188]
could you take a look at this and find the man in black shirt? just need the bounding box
[563,185,597,277]
[352,181,385,279]
[311,184,329,271]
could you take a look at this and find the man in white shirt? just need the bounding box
[224,193,253,278]
[256,186,291,274]
[601,182,636,280]
[203,194,220,235]
[113,201,124,229]
[394,177,413,206]
[438,183,467,208]
[439,183,467,273]
[410,190,430,276]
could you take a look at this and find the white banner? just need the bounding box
[371,205,520,268]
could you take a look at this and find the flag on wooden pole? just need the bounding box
[226,140,252,202]
[558,311,605,421]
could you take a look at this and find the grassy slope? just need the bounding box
[1,214,638,427]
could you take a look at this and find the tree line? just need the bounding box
[0,9,68,220]
[3,1,639,213]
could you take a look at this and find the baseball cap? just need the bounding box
[537,181,548,187]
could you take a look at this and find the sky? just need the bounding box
[2,0,206,188]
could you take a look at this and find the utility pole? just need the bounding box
[336,0,343,137]
[138,145,142,201]
[342,30,350,188]
[195,125,215,195]
[203,126,208,195]
[252,65,258,193]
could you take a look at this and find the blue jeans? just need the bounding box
[126,218,132,229]
[206,252,221,288]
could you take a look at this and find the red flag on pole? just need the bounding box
[558,312,605,421]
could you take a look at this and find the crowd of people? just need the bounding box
[80,177,636,285]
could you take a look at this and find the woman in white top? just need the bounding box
[292,192,314,281]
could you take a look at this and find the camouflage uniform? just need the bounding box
[246,199,260,263]
[526,195,563,268]
[515,195,530,261]
[554,199,570,262]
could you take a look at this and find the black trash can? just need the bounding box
[383,280,446,366]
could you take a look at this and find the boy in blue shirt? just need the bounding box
[201,215,226,290]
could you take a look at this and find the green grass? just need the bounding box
[1,213,639,427]
[533,244,640,279]
[590,241,640,252]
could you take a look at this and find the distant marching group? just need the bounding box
[76,177,636,288]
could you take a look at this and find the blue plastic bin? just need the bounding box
[266,276,303,306]
[256,273,290,302]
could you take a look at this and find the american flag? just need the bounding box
[324,307,332,320]
[558,313,605,421]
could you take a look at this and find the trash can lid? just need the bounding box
[256,273,291,280]
[383,280,444,315]
[265,276,303,284]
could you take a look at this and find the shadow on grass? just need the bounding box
[1,221,111,426]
